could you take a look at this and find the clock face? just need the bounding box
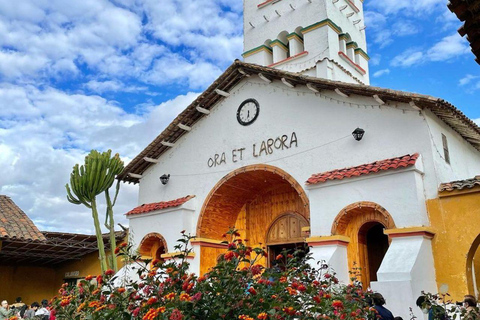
[237,99,260,126]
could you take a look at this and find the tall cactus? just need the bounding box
[66,150,124,273]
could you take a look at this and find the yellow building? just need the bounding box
[429,175,480,300]
[0,195,126,305]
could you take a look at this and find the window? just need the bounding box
[442,133,450,164]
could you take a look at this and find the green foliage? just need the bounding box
[52,229,378,320]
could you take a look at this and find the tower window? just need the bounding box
[442,133,450,164]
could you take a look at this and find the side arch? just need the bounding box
[138,232,168,259]
[332,201,395,235]
[332,201,395,288]
[466,234,480,295]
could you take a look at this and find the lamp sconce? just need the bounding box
[352,128,365,141]
[160,174,170,185]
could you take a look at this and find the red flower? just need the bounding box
[105,269,115,276]
[332,300,344,309]
[169,309,183,320]
[248,287,257,295]
[276,254,283,260]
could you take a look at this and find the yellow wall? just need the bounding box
[428,187,480,300]
[0,265,57,305]
[0,248,125,305]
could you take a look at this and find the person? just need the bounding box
[416,295,446,320]
[372,293,395,320]
[0,300,13,320]
[34,300,50,318]
[463,295,479,320]
[24,302,39,319]
[11,297,25,310]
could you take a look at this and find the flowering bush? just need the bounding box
[52,229,377,320]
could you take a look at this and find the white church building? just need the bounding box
[118,0,480,317]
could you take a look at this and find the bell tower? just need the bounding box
[243,0,370,85]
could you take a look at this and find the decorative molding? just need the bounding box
[270,40,289,52]
[268,51,308,67]
[302,19,343,35]
[338,51,366,75]
[287,32,304,43]
[242,45,272,58]
[161,252,196,260]
[191,237,228,249]
[306,235,350,247]
[384,227,435,239]
[354,48,370,60]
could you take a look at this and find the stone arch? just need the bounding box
[466,234,480,296]
[138,232,168,260]
[266,211,309,245]
[197,164,309,239]
[332,201,395,235]
[332,201,395,288]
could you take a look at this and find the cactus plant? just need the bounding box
[66,150,124,273]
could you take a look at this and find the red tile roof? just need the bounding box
[126,195,195,216]
[439,175,480,192]
[0,195,46,241]
[306,153,419,185]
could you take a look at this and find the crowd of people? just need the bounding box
[0,298,52,320]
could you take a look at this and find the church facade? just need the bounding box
[119,0,480,318]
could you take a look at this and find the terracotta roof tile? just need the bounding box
[439,175,480,192]
[126,195,195,216]
[0,195,46,241]
[306,153,419,185]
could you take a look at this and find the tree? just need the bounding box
[66,150,124,273]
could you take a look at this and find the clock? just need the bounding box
[237,99,260,126]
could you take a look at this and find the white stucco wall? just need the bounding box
[133,76,480,246]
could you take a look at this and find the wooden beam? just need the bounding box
[373,94,385,105]
[161,141,175,147]
[178,123,192,131]
[409,101,422,111]
[196,106,210,114]
[281,78,295,88]
[306,83,319,93]
[143,157,160,164]
[214,89,230,97]
[335,88,349,98]
[258,73,272,83]
[238,69,251,77]
[128,173,143,179]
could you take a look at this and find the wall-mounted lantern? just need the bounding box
[352,128,365,141]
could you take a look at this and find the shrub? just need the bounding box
[52,229,377,320]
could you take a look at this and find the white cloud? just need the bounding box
[368,0,445,15]
[391,34,470,67]
[459,75,479,86]
[427,33,470,61]
[475,118,480,126]
[391,49,424,67]
[0,83,198,233]
[84,80,147,93]
[0,0,242,89]
[373,69,390,78]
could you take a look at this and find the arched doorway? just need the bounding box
[332,201,395,288]
[197,164,309,274]
[466,234,480,297]
[266,212,309,267]
[138,233,168,262]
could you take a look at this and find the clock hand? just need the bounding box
[247,110,250,118]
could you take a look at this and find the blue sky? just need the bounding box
[0,0,478,233]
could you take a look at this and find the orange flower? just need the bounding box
[179,293,191,301]
[332,300,344,309]
[239,315,254,320]
[164,292,176,300]
[85,275,93,281]
[117,287,126,293]
[257,312,268,319]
